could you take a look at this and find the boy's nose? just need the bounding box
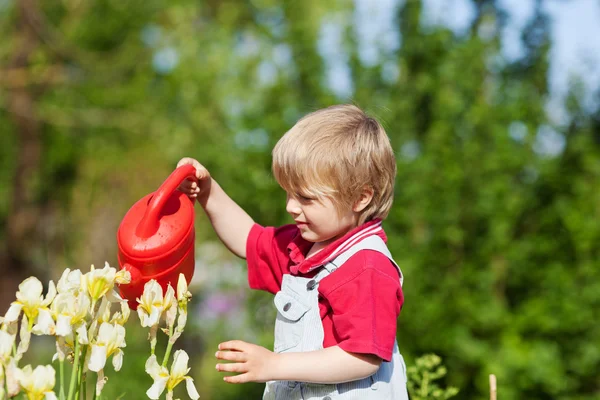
[286,197,301,216]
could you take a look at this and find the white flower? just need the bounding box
[145,350,199,400]
[136,280,176,328]
[97,298,131,326]
[111,301,131,326]
[51,292,90,342]
[5,277,56,327]
[96,298,112,324]
[56,268,82,294]
[176,273,191,306]
[31,308,55,336]
[5,359,20,397]
[0,329,14,359]
[81,262,131,303]
[16,315,31,360]
[175,274,191,333]
[15,364,57,400]
[87,322,126,372]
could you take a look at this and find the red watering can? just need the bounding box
[117,165,197,309]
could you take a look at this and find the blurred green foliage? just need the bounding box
[1,0,600,399]
[407,354,459,400]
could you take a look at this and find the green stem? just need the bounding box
[67,340,81,400]
[76,347,87,400]
[93,377,103,400]
[59,359,66,400]
[3,374,8,400]
[82,373,87,400]
[161,325,175,367]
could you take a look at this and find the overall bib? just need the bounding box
[263,235,409,400]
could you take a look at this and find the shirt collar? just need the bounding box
[287,219,387,275]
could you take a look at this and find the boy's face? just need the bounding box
[285,192,358,246]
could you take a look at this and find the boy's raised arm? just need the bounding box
[177,157,254,259]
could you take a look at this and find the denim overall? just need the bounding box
[263,235,409,400]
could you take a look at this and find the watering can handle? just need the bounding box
[136,164,197,238]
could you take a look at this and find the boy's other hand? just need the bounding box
[215,340,277,383]
[176,157,210,200]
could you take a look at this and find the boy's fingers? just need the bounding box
[216,362,247,373]
[177,157,194,168]
[176,158,209,181]
[215,351,247,362]
[218,340,247,352]
[195,167,208,180]
[180,181,196,191]
[223,373,251,384]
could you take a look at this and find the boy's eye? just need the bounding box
[296,194,315,202]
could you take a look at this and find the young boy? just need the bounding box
[177,104,408,399]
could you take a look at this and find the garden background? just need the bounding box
[1,0,600,398]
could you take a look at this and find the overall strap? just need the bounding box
[321,235,404,287]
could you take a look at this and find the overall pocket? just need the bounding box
[273,291,310,353]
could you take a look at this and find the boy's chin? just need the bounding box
[299,230,317,242]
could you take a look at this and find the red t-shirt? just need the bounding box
[246,219,404,362]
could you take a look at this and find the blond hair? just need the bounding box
[272,104,396,225]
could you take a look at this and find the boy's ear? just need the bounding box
[353,186,374,213]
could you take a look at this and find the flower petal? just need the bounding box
[148,306,161,327]
[112,349,123,371]
[76,323,89,344]
[16,277,43,304]
[0,330,15,360]
[32,308,55,336]
[115,269,131,285]
[106,289,124,303]
[185,377,200,400]
[6,360,22,396]
[56,315,73,337]
[146,375,168,400]
[170,350,190,378]
[43,281,57,306]
[88,345,107,372]
[144,355,162,379]
[4,303,22,323]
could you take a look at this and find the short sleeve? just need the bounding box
[319,250,403,362]
[246,223,297,294]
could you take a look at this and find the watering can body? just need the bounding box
[117,165,197,309]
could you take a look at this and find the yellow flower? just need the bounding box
[173,274,191,339]
[15,364,57,400]
[81,262,131,303]
[31,308,55,336]
[51,292,90,342]
[56,268,83,294]
[5,277,56,328]
[177,273,192,306]
[145,350,199,400]
[87,322,126,373]
[136,280,176,328]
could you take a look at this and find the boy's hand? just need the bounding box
[215,340,278,383]
[176,157,210,200]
